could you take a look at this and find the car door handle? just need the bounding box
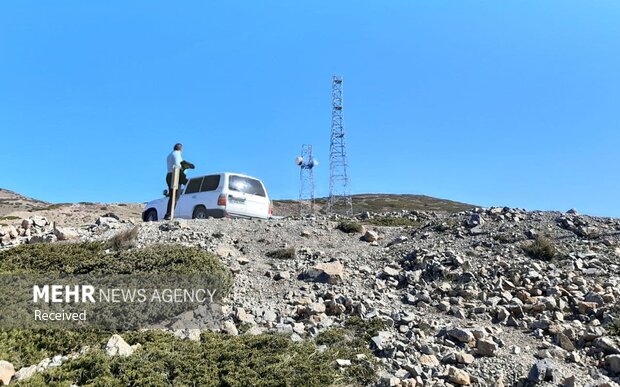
[191,195,197,198]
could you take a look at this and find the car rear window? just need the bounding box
[185,178,203,194]
[228,175,266,197]
[200,175,221,192]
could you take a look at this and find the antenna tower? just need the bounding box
[328,75,352,215]
[296,144,317,216]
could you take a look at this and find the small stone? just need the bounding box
[527,359,556,383]
[387,236,408,247]
[382,266,400,278]
[456,352,475,365]
[447,365,471,385]
[556,332,576,352]
[447,328,475,344]
[274,271,290,281]
[476,338,499,356]
[418,354,440,368]
[336,359,351,367]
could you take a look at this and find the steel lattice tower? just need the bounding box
[298,144,315,216]
[328,75,352,215]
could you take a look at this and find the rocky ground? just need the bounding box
[1,206,620,386]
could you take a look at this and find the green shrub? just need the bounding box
[266,247,296,259]
[0,329,110,370]
[22,329,376,386]
[336,221,363,234]
[0,243,231,282]
[523,236,556,261]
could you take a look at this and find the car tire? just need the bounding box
[144,209,158,222]
[192,206,208,219]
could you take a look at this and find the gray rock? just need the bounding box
[14,364,37,381]
[527,359,556,383]
[476,338,499,356]
[605,354,620,374]
[447,328,475,344]
[594,337,620,355]
[222,321,239,336]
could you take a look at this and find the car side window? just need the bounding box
[185,178,203,194]
[200,175,221,192]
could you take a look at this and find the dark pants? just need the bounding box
[165,172,180,218]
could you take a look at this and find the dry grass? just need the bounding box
[523,236,556,261]
[107,226,139,250]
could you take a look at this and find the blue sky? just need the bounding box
[1,1,619,217]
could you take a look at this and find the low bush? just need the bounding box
[336,221,363,234]
[266,247,296,259]
[523,236,556,261]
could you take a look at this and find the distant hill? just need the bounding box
[0,188,49,217]
[273,193,476,217]
[1,188,475,223]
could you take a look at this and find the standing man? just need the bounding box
[164,143,183,220]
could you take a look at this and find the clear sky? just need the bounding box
[1,1,619,217]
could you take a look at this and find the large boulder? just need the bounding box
[105,334,135,357]
[31,216,48,228]
[0,360,15,385]
[53,226,80,241]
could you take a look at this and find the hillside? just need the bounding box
[273,193,476,216]
[0,189,143,227]
[0,207,619,385]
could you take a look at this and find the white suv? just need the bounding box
[142,172,272,221]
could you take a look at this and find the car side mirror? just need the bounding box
[163,189,169,197]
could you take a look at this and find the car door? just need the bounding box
[195,174,221,214]
[176,177,203,218]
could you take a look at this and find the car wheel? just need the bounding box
[144,209,158,222]
[192,206,208,219]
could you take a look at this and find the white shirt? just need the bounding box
[167,150,183,173]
